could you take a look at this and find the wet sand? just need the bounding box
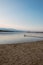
[0,41,43,65]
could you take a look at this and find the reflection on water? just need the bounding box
[0,32,43,44]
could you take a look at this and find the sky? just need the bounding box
[0,0,43,31]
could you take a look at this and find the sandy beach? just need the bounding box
[0,41,43,65]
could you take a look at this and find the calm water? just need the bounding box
[0,32,43,44]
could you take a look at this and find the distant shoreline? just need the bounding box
[0,30,43,33]
[27,32,43,33]
[0,31,43,33]
[0,30,24,32]
[0,30,14,32]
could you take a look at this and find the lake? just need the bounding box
[0,32,43,44]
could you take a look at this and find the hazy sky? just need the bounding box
[0,0,43,31]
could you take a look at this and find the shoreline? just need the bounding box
[0,40,43,65]
[0,40,43,45]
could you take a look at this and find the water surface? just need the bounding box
[0,32,43,44]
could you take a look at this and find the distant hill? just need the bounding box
[0,28,25,32]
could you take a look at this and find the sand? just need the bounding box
[0,41,43,65]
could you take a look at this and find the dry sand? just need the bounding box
[0,41,43,65]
